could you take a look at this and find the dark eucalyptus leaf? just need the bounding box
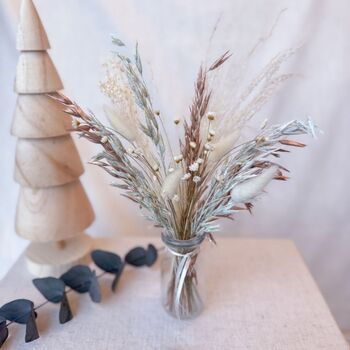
[111,263,125,292]
[25,310,39,343]
[0,299,34,324]
[60,265,92,293]
[33,277,65,303]
[91,250,123,274]
[125,247,147,267]
[145,244,158,267]
[88,271,101,303]
[0,317,8,348]
[59,293,73,324]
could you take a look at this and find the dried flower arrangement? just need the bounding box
[52,37,317,319]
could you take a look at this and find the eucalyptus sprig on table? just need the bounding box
[0,244,158,347]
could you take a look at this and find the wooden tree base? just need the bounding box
[25,233,92,277]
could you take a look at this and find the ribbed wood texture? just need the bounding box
[16,180,95,242]
[12,0,94,276]
[15,135,84,188]
[16,0,50,51]
[12,94,70,138]
[15,52,63,93]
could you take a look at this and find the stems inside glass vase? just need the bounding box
[161,234,205,320]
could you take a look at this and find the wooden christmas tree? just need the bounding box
[12,0,95,277]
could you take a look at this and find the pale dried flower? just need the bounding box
[193,176,201,183]
[72,117,80,128]
[181,173,191,181]
[190,141,197,149]
[189,162,199,172]
[101,136,108,144]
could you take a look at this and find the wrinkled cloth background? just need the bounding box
[0,0,349,330]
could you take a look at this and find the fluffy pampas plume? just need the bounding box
[161,168,183,199]
[230,166,278,203]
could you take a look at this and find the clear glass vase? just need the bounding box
[160,233,206,320]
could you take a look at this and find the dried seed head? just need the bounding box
[190,141,197,149]
[154,110,160,116]
[256,136,267,143]
[196,158,204,164]
[209,129,215,137]
[174,118,180,125]
[72,117,80,129]
[193,176,201,183]
[101,136,108,144]
[204,143,214,151]
[152,164,159,172]
[174,154,183,163]
[207,111,216,121]
[168,167,175,173]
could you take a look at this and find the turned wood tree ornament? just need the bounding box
[12,0,95,277]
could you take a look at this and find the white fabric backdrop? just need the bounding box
[1,0,350,330]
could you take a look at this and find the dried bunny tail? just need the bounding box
[161,167,183,199]
[209,130,240,164]
[230,165,278,203]
[104,104,138,141]
[104,105,155,166]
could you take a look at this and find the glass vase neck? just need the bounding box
[161,233,205,251]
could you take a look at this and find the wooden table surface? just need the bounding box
[0,237,348,350]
